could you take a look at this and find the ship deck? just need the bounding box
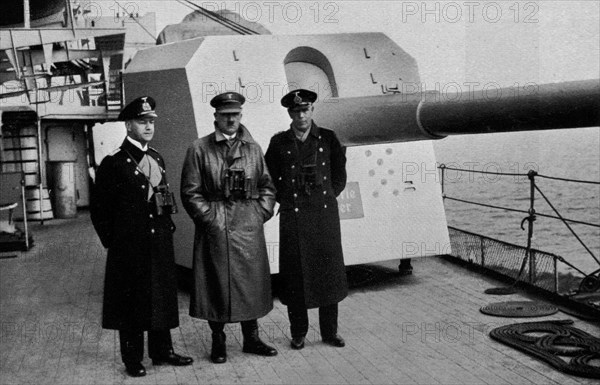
[1,212,598,385]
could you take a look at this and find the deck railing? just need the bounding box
[439,165,600,294]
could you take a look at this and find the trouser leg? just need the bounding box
[208,321,225,333]
[148,330,173,359]
[119,330,144,364]
[319,303,338,339]
[287,306,309,338]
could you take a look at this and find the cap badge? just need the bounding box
[141,97,151,112]
[293,91,302,104]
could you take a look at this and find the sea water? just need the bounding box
[434,127,600,276]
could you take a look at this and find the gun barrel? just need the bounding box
[421,79,600,137]
[317,79,600,146]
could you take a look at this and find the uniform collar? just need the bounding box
[287,122,320,141]
[292,126,310,142]
[214,124,256,144]
[121,138,147,161]
[126,136,148,152]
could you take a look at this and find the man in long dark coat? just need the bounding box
[91,96,193,377]
[180,92,278,364]
[265,89,348,350]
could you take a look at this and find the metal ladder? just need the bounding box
[0,112,53,222]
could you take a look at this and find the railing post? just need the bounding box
[480,237,485,267]
[527,170,538,284]
[439,163,445,197]
[554,256,558,293]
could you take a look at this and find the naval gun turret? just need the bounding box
[118,32,600,271]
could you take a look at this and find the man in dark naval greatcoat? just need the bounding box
[180,92,278,364]
[91,96,193,377]
[265,89,348,350]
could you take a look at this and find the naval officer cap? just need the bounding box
[281,89,317,110]
[118,96,158,121]
[210,92,245,113]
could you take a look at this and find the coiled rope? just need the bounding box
[490,320,600,379]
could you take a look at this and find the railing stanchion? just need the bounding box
[554,256,559,293]
[527,170,538,284]
[440,163,445,198]
[480,237,485,267]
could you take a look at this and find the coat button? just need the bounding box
[324,204,327,208]
[319,148,323,152]
[134,171,139,175]
[323,191,327,195]
[322,162,326,166]
[141,185,145,189]
[287,151,291,154]
[127,158,131,163]
[324,176,327,180]
[291,165,295,169]
[151,228,155,234]
[279,177,282,181]
[294,208,299,212]
[293,193,297,198]
[292,179,295,183]
[149,214,153,218]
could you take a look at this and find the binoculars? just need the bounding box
[296,164,319,195]
[154,184,178,215]
[224,168,251,200]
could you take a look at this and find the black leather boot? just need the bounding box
[241,320,278,356]
[211,331,227,363]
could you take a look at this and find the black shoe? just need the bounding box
[125,362,146,377]
[323,334,345,347]
[290,336,305,350]
[211,332,227,364]
[152,349,193,366]
[243,338,278,356]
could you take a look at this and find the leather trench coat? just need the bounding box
[180,125,276,322]
[90,139,179,331]
[265,123,348,309]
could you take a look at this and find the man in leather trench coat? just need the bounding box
[265,89,348,350]
[91,96,193,377]
[180,92,278,364]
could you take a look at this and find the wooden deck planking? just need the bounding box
[392,274,543,384]
[1,213,599,385]
[353,283,508,385]
[341,296,442,384]
[396,271,563,385]
[393,260,594,385]
[422,269,595,385]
